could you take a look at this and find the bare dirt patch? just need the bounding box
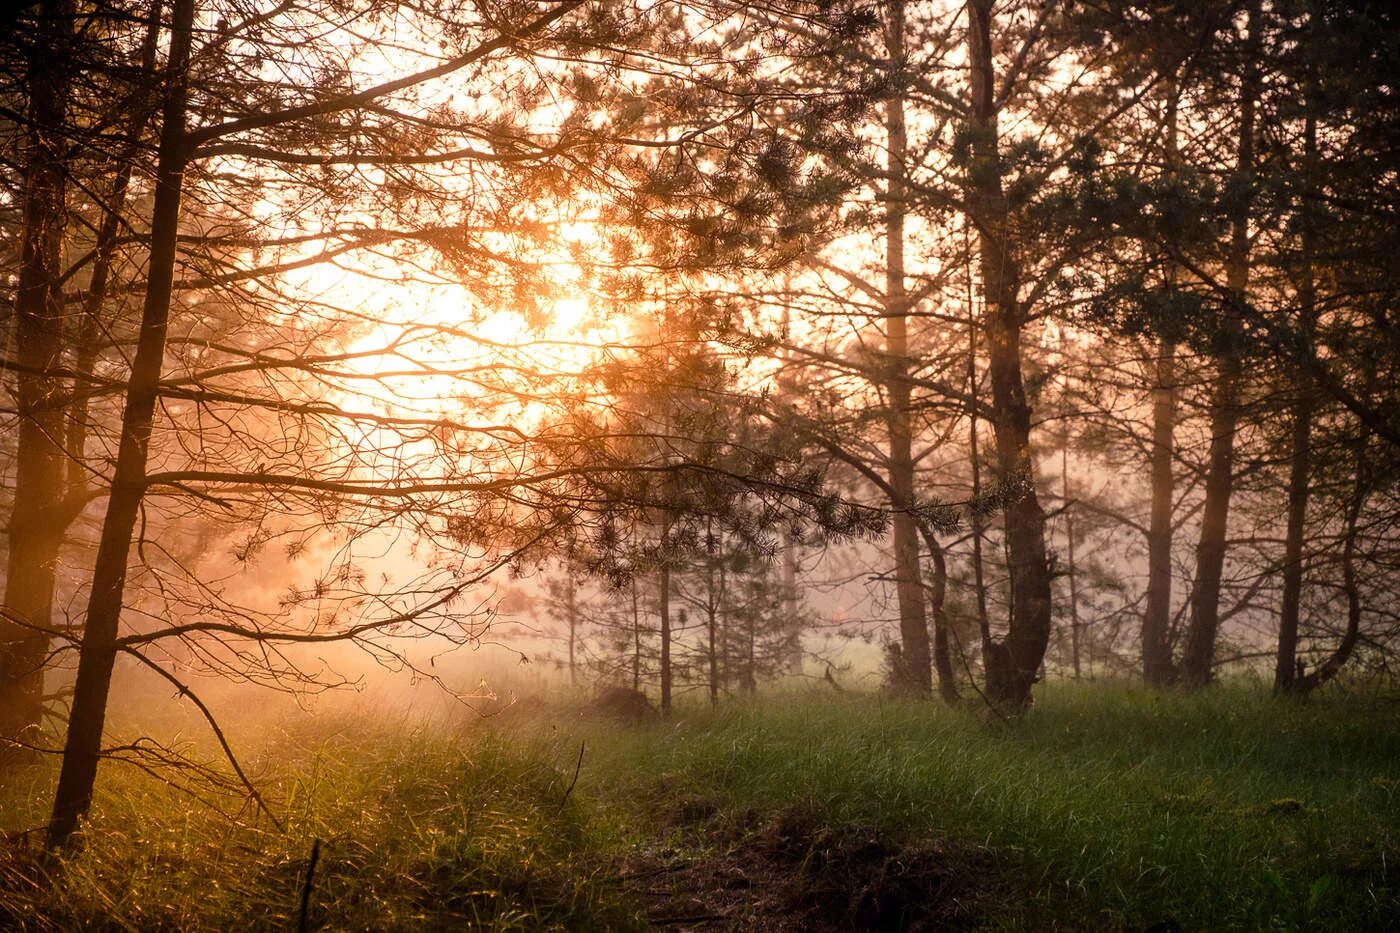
[620,800,1003,931]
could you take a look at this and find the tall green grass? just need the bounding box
[1,714,639,930]
[570,683,1400,929]
[2,684,1396,929]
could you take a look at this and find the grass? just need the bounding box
[1,714,640,930]
[2,683,1398,929]
[574,684,1400,929]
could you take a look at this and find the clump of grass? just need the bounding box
[1,712,638,930]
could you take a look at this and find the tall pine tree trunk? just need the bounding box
[65,0,164,503]
[1181,1,1259,689]
[1274,388,1314,693]
[565,577,578,688]
[966,252,992,656]
[966,0,1053,710]
[1,0,75,758]
[47,0,196,849]
[1062,444,1081,679]
[780,539,802,674]
[658,557,672,715]
[1142,79,1182,685]
[706,522,719,707]
[1275,87,1319,695]
[1142,337,1178,684]
[884,0,932,695]
[631,577,641,692]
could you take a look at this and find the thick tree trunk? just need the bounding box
[1181,355,1242,687]
[1181,2,1258,689]
[884,0,932,696]
[966,0,1052,711]
[1,0,76,758]
[47,0,196,849]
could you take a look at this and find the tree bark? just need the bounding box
[1181,1,1259,689]
[65,0,165,501]
[1273,389,1314,694]
[1142,77,1183,686]
[918,525,960,704]
[706,522,719,708]
[1275,86,1319,695]
[1062,444,1081,679]
[883,0,932,696]
[47,0,196,849]
[966,0,1053,710]
[1290,450,1366,695]
[658,565,672,713]
[966,248,992,655]
[1,0,76,759]
[631,577,641,692]
[1142,338,1178,684]
[780,538,802,674]
[565,576,578,688]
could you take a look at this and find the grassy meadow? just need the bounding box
[2,683,1397,930]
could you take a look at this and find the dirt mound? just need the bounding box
[622,803,1000,931]
[588,686,658,722]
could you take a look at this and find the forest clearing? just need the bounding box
[3,683,1398,929]
[3,0,1399,927]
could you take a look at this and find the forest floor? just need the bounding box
[2,683,1398,930]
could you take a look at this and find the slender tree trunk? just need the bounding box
[565,577,578,688]
[1143,339,1178,684]
[966,244,992,655]
[1291,448,1367,695]
[706,523,718,708]
[658,563,672,714]
[1274,389,1313,694]
[47,0,196,849]
[1275,91,1319,695]
[65,0,165,501]
[1,0,76,758]
[1143,80,1182,686]
[918,525,960,704]
[1062,445,1081,679]
[1181,1,1259,689]
[717,551,727,693]
[884,0,932,695]
[631,577,641,692]
[966,0,1053,710]
[745,609,756,695]
[781,539,802,674]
